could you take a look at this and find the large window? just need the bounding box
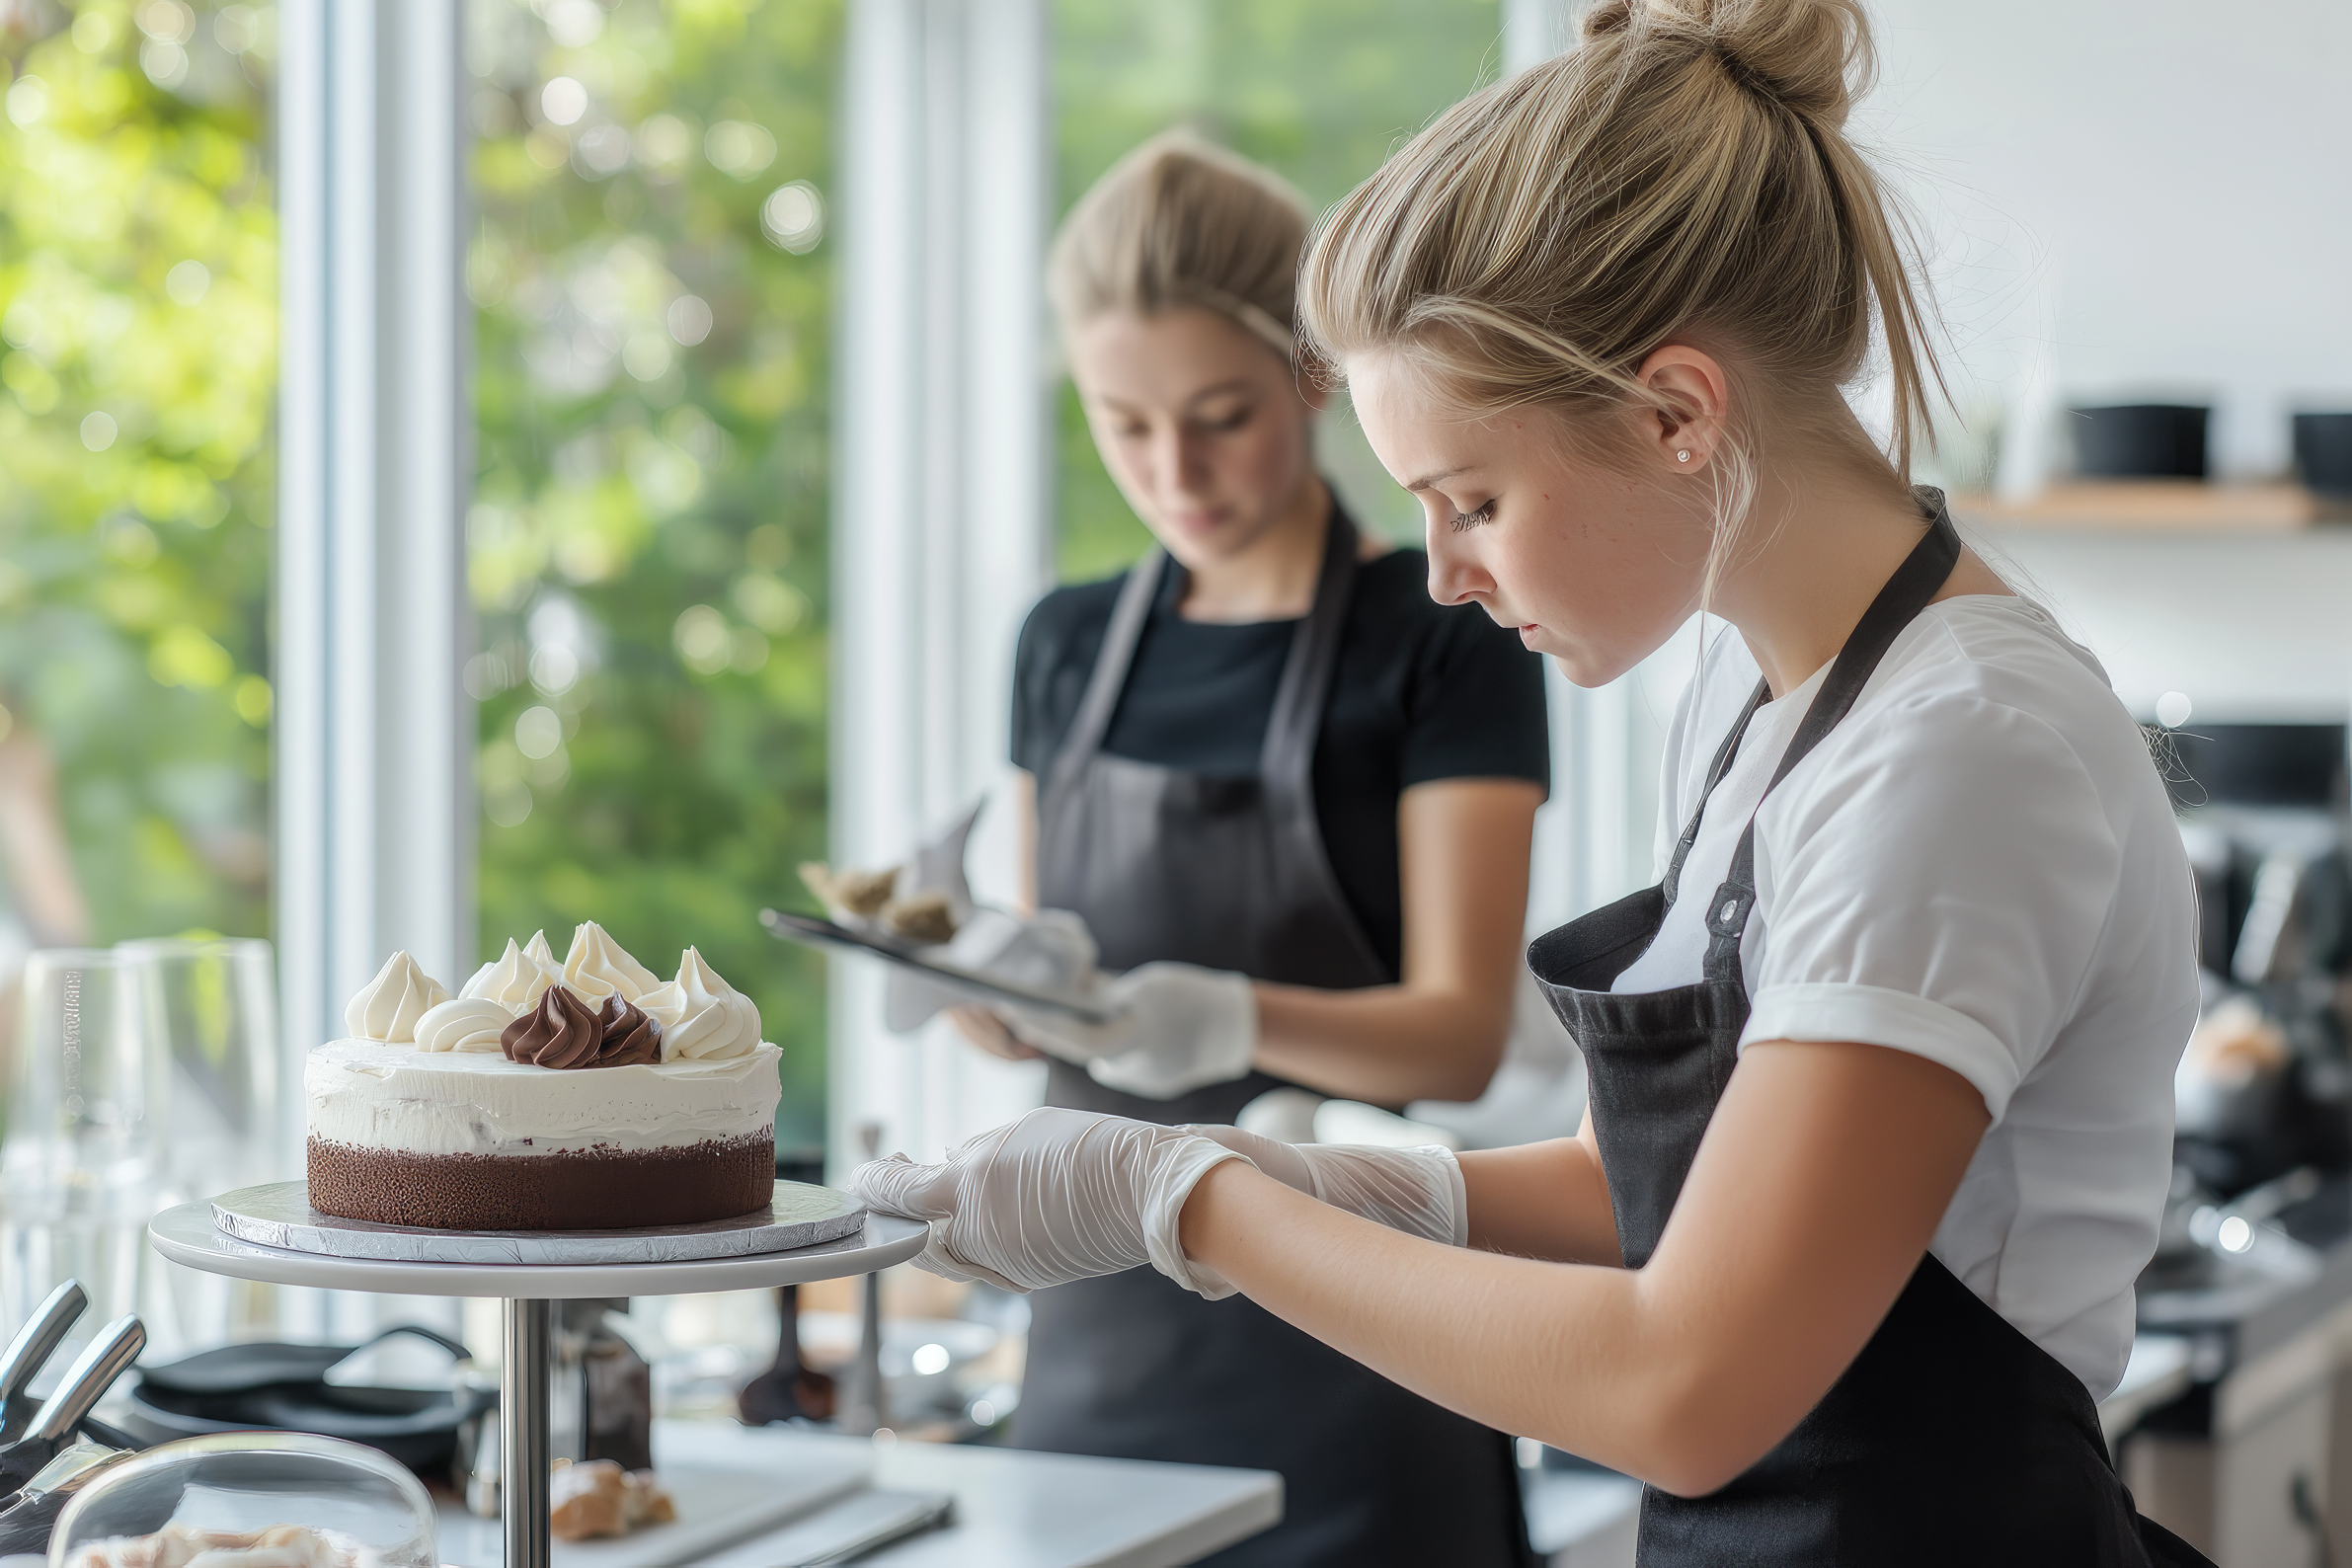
[0,5,276,969]
[464,0,838,1145]
[1051,0,1507,580]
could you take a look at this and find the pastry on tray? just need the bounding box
[306,924,779,1232]
[64,1523,364,1568]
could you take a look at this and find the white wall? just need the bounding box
[1860,0,2352,479]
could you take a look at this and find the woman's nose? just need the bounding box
[1424,523,1491,608]
[1157,426,1212,499]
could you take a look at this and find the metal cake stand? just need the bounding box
[149,1184,927,1568]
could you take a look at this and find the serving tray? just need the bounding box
[208,1180,867,1266]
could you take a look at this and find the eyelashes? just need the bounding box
[1449,500,1496,531]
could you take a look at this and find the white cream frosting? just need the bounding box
[344,953,450,1044]
[305,1038,782,1157]
[461,937,561,1009]
[562,920,661,1003]
[640,946,761,1061]
[414,995,516,1053]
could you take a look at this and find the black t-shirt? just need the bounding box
[1010,531,1551,975]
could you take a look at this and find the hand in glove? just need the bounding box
[850,1107,1252,1296]
[1183,1124,1468,1246]
[1003,962,1258,1098]
[882,908,1100,1034]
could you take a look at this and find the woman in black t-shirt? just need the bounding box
[946,134,1549,1568]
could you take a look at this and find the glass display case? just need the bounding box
[48,1434,434,1568]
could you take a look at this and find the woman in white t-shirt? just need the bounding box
[850,1,2209,1561]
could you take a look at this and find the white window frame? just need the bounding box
[830,0,1055,1172]
[274,0,472,1160]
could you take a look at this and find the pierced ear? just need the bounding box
[1653,404,1705,470]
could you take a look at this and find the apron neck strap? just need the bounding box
[1699,489,1963,981]
[1261,507,1360,783]
[1044,501,1360,796]
[1663,674,1771,907]
[1045,547,1166,800]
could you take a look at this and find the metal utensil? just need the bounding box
[0,1315,144,1504]
[0,1282,88,1444]
[0,1441,130,1555]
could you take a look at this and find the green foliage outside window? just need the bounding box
[466,0,837,1144]
[1051,0,1506,583]
[0,1,275,955]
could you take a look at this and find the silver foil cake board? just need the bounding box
[209,1180,867,1265]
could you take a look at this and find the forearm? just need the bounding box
[1180,1045,1993,1495]
[1177,1159,1696,1486]
[1459,1138,1622,1264]
[1251,980,1509,1104]
[1246,778,1537,1104]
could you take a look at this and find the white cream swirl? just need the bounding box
[343,952,450,1044]
[414,995,517,1053]
[523,928,559,968]
[562,920,661,1003]
[641,947,761,1061]
[461,937,561,1009]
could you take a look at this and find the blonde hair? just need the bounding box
[1049,130,1309,361]
[1300,0,1942,530]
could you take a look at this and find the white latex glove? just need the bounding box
[1183,1124,1469,1246]
[882,907,1100,1034]
[1004,962,1258,1098]
[850,1107,1252,1297]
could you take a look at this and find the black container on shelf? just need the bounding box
[2070,403,2211,479]
[2293,412,2352,497]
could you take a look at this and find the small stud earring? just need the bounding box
[1676,449,1691,463]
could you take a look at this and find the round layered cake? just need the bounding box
[306,925,780,1231]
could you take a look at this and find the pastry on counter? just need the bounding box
[549,1458,678,1541]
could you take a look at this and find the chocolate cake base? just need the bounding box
[306,1135,775,1231]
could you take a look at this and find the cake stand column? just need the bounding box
[145,1194,925,1568]
[505,1297,553,1568]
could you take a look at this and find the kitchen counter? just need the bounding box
[2137,1172,2352,1393]
[634,1421,1281,1568]
[2124,1173,2352,1561]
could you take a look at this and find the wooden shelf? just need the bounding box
[1953,482,2352,532]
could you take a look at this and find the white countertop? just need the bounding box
[639,1422,1281,1568]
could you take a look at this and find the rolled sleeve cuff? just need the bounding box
[1742,981,2022,1124]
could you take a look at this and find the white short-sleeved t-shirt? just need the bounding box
[1611,596,2197,1398]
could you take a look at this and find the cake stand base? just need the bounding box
[149,1193,927,1568]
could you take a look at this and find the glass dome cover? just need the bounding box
[49,1433,434,1568]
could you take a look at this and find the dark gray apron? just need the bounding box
[1019,508,1533,1568]
[1529,494,2212,1567]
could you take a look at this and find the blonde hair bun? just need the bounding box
[1049,130,1309,360]
[1581,0,1868,131]
[1301,0,1938,496]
